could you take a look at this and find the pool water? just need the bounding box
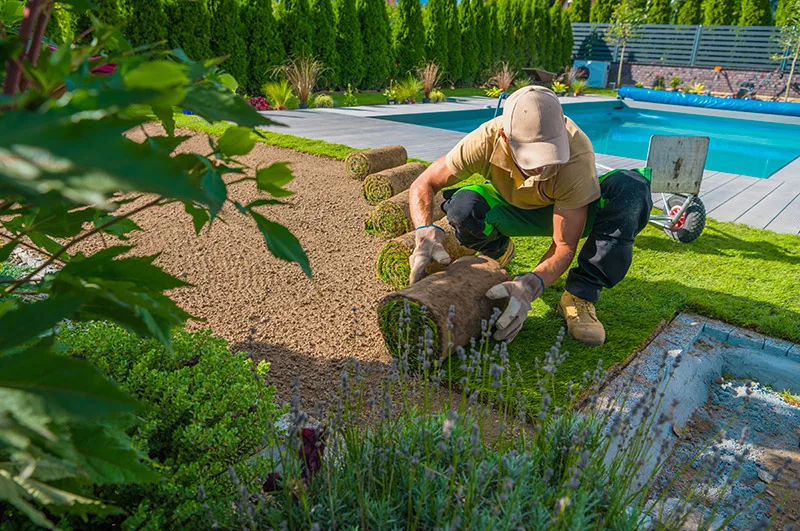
[376,103,800,178]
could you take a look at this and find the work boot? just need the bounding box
[557,291,606,346]
[495,239,515,269]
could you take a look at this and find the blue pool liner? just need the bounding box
[618,86,800,118]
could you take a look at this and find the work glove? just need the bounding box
[485,272,545,342]
[409,225,451,284]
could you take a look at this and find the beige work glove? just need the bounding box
[409,225,451,284]
[485,273,545,342]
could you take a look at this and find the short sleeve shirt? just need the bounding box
[445,116,600,210]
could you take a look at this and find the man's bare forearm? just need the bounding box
[532,242,576,287]
[409,156,453,228]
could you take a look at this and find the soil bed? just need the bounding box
[78,125,395,400]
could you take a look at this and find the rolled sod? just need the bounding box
[362,162,428,205]
[365,189,446,239]
[375,218,475,290]
[344,145,408,180]
[377,255,509,361]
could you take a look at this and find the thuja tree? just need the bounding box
[0,2,310,526]
[393,0,425,76]
[165,0,212,60]
[647,0,672,24]
[570,0,590,23]
[209,0,248,86]
[311,0,338,88]
[278,0,313,57]
[590,0,615,23]
[776,0,800,101]
[445,0,462,83]
[533,0,551,70]
[739,0,772,25]
[549,2,564,72]
[677,0,703,24]
[460,0,479,84]
[605,1,645,87]
[561,7,574,69]
[124,0,167,47]
[335,0,363,87]
[703,0,734,25]
[243,0,285,95]
[473,0,492,78]
[425,0,449,73]
[358,0,392,89]
[776,0,796,25]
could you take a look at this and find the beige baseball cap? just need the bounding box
[502,86,570,176]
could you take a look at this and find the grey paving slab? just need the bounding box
[735,183,800,229]
[711,178,783,222]
[765,193,800,234]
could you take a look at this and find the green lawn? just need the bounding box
[175,115,800,403]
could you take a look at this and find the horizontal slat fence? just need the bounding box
[572,23,791,71]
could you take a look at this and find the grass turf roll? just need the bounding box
[365,189,445,239]
[345,145,408,180]
[377,256,509,362]
[362,162,428,205]
[375,218,475,290]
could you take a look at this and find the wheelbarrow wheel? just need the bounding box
[662,194,706,243]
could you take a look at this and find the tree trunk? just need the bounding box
[617,42,626,89]
[785,45,798,103]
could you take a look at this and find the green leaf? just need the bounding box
[26,232,65,256]
[246,199,286,209]
[250,211,311,277]
[183,202,210,235]
[182,84,278,128]
[123,61,189,91]
[92,215,143,241]
[0,474,56,530]
[0,296,86,351]
[69,424,159,485]
[0,240,17,262]
[255,162,295,197]
[15,476,120,517]
[152,106,176,137]
[201,167,227,218]
[0,345,140,419]
[217,126,255,157]
[216,73,239,93]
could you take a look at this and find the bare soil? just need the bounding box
[79,125,394,401]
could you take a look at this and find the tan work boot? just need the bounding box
[557,291,606,346]
[495,239,516,269]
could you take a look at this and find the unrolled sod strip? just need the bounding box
[344,145,408,180]
[375,218,475,290]
[362,162,428,205]
[377,256,509,362]
[365,189,446,239]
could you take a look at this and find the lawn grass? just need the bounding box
[584,87,617,97]
[175,114,800,404]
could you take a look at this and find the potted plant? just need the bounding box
[273,55,326,109]
[570,80,587,96]
[417,62,444,103]
[383,80,397,104]
[429,89,446,103]
[395,75,422,104]
[670,76,681,91]
[551,80,569,96]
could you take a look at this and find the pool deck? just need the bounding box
[260,96,800,235]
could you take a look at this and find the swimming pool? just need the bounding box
[376,102,800,178]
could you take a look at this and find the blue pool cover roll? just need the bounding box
[617,86,800,118]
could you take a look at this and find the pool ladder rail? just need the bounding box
[493,91,508,119]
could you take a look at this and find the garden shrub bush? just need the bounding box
[357,0,392,89]
[50,322,281,530]
[311,93,335,107]
[243,0,285,95]
[311,0,339,88]
[335,0,364,88]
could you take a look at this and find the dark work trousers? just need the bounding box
[441,169,653,303]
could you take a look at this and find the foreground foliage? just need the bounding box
[0,1,308,526]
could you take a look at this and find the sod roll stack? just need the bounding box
[375,218,475,290]
[365,189,446,239]
[377,256,509,361]
[362,162,428,205]
[345,145,408,180]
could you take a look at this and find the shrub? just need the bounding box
[263,78,295,109]
[50,323,281,530]
[418,61,444,98]
[510,76,531,92]
[243,0,285,95]
[429,89,447,102]
[653,74,666,89]
[551,80,569,94]
[686,82,705,94]
[165,0,213,60]
[311,93,335,107]
[249,95,273,110]
[484,86,504,97]
[342,83,359,106]
[277,0,313,57]
[392,0,425,75]
[677,0,703,24]
[488,61,515,92]
[635,81,644,87]
[311,0,338,88]
[703,0,734,25]
[571,79,587,95]
[670,76,681,90]
[647,0,671,24]
[569,0,590,23]
[426,0,450,73]
[739,0,772,25]
[446,0,462,83]
[335,0,364,88]
[357,0,392,89]
[459,0,479,84]
[395,75,422,102]
[273,55,326,105]
[125,0,168,48]
[590,0,614,23]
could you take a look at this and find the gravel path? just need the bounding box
[79,125,395,400]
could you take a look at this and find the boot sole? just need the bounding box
[556,303,605,347]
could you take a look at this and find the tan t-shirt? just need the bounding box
[445,116,600,210]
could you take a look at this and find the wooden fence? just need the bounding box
[571,23,792,71]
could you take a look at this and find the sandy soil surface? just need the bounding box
[78,125,394,401]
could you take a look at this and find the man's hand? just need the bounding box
[409,225,451,284]
[485,273,545,342]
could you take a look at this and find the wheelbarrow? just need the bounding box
[597,135,710,243]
